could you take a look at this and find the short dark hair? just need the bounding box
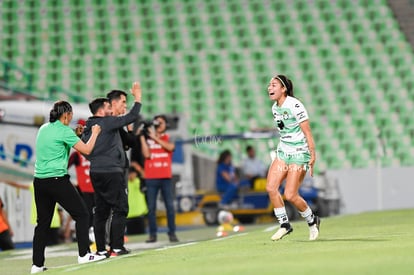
[128,167,137,174]
[246,145,253,152]
[153,114,168,123]
[88,97,109,115]
[106,90,127,103]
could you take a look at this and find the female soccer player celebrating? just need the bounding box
[266,74,320,241]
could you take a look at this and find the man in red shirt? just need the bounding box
[69,119,95,231]
[69,150,94,228]
[141,115,178,243]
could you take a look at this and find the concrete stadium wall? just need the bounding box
[329,166,414,214]
[0,182,34,243]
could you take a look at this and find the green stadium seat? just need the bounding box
[1,0,413,169]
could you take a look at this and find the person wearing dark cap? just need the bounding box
[266,74,319,241]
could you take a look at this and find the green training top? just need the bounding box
[34,120,80,178]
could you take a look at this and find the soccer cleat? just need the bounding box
[308,216,321,241]
[109,247,130,257]
[78,252,106,264]
[271,223,293,241]
[31,265,47,274]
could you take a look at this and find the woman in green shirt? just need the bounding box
[31,101,105,274]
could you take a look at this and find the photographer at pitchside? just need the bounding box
[140,114,179,243]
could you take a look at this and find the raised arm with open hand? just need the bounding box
[131,81,142,103]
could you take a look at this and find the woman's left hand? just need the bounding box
[308,153,316,177]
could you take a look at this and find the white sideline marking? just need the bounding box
[155,242,198,251]
[264,225,278,232]
[61,253,141,272]
[9,232,251,271]
[63,266,82,272]
[212,233,249,242]
[7,249,77,260]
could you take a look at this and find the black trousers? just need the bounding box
[32,176,89,266]
[90,172,128,252]
[0,230,14,251]
[78,190,95,228]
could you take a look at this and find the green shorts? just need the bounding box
[276,149,311,167]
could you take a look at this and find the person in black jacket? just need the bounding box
[82,82,142,257]
[107,91,146,192]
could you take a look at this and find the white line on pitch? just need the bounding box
[155,242,198,251]
[264,225,278,232]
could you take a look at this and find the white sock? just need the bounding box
[299,207,314,224]
[274,207,289,224]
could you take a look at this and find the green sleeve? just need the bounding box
[63,126,80,147]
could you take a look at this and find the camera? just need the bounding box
[138,119,160,137]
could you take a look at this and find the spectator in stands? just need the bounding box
[141,114,179,243]
[31,100,105,274]
[0,195,14,251]
[266,74,319,242]
[82,82,142,258]
[241,145,267,188]
[216,149,249,208]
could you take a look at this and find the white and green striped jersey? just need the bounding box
[271,96,309,153]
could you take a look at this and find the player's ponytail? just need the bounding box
[49,101,73,122]
[285,78,294,97]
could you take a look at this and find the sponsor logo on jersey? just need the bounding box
[297,111,306,120]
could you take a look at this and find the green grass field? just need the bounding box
[2,209,414,275]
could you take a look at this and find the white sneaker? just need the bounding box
[78,252,106,264]
[271,223,293,241]
[31,265,47,274]
[309,216,321,241]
